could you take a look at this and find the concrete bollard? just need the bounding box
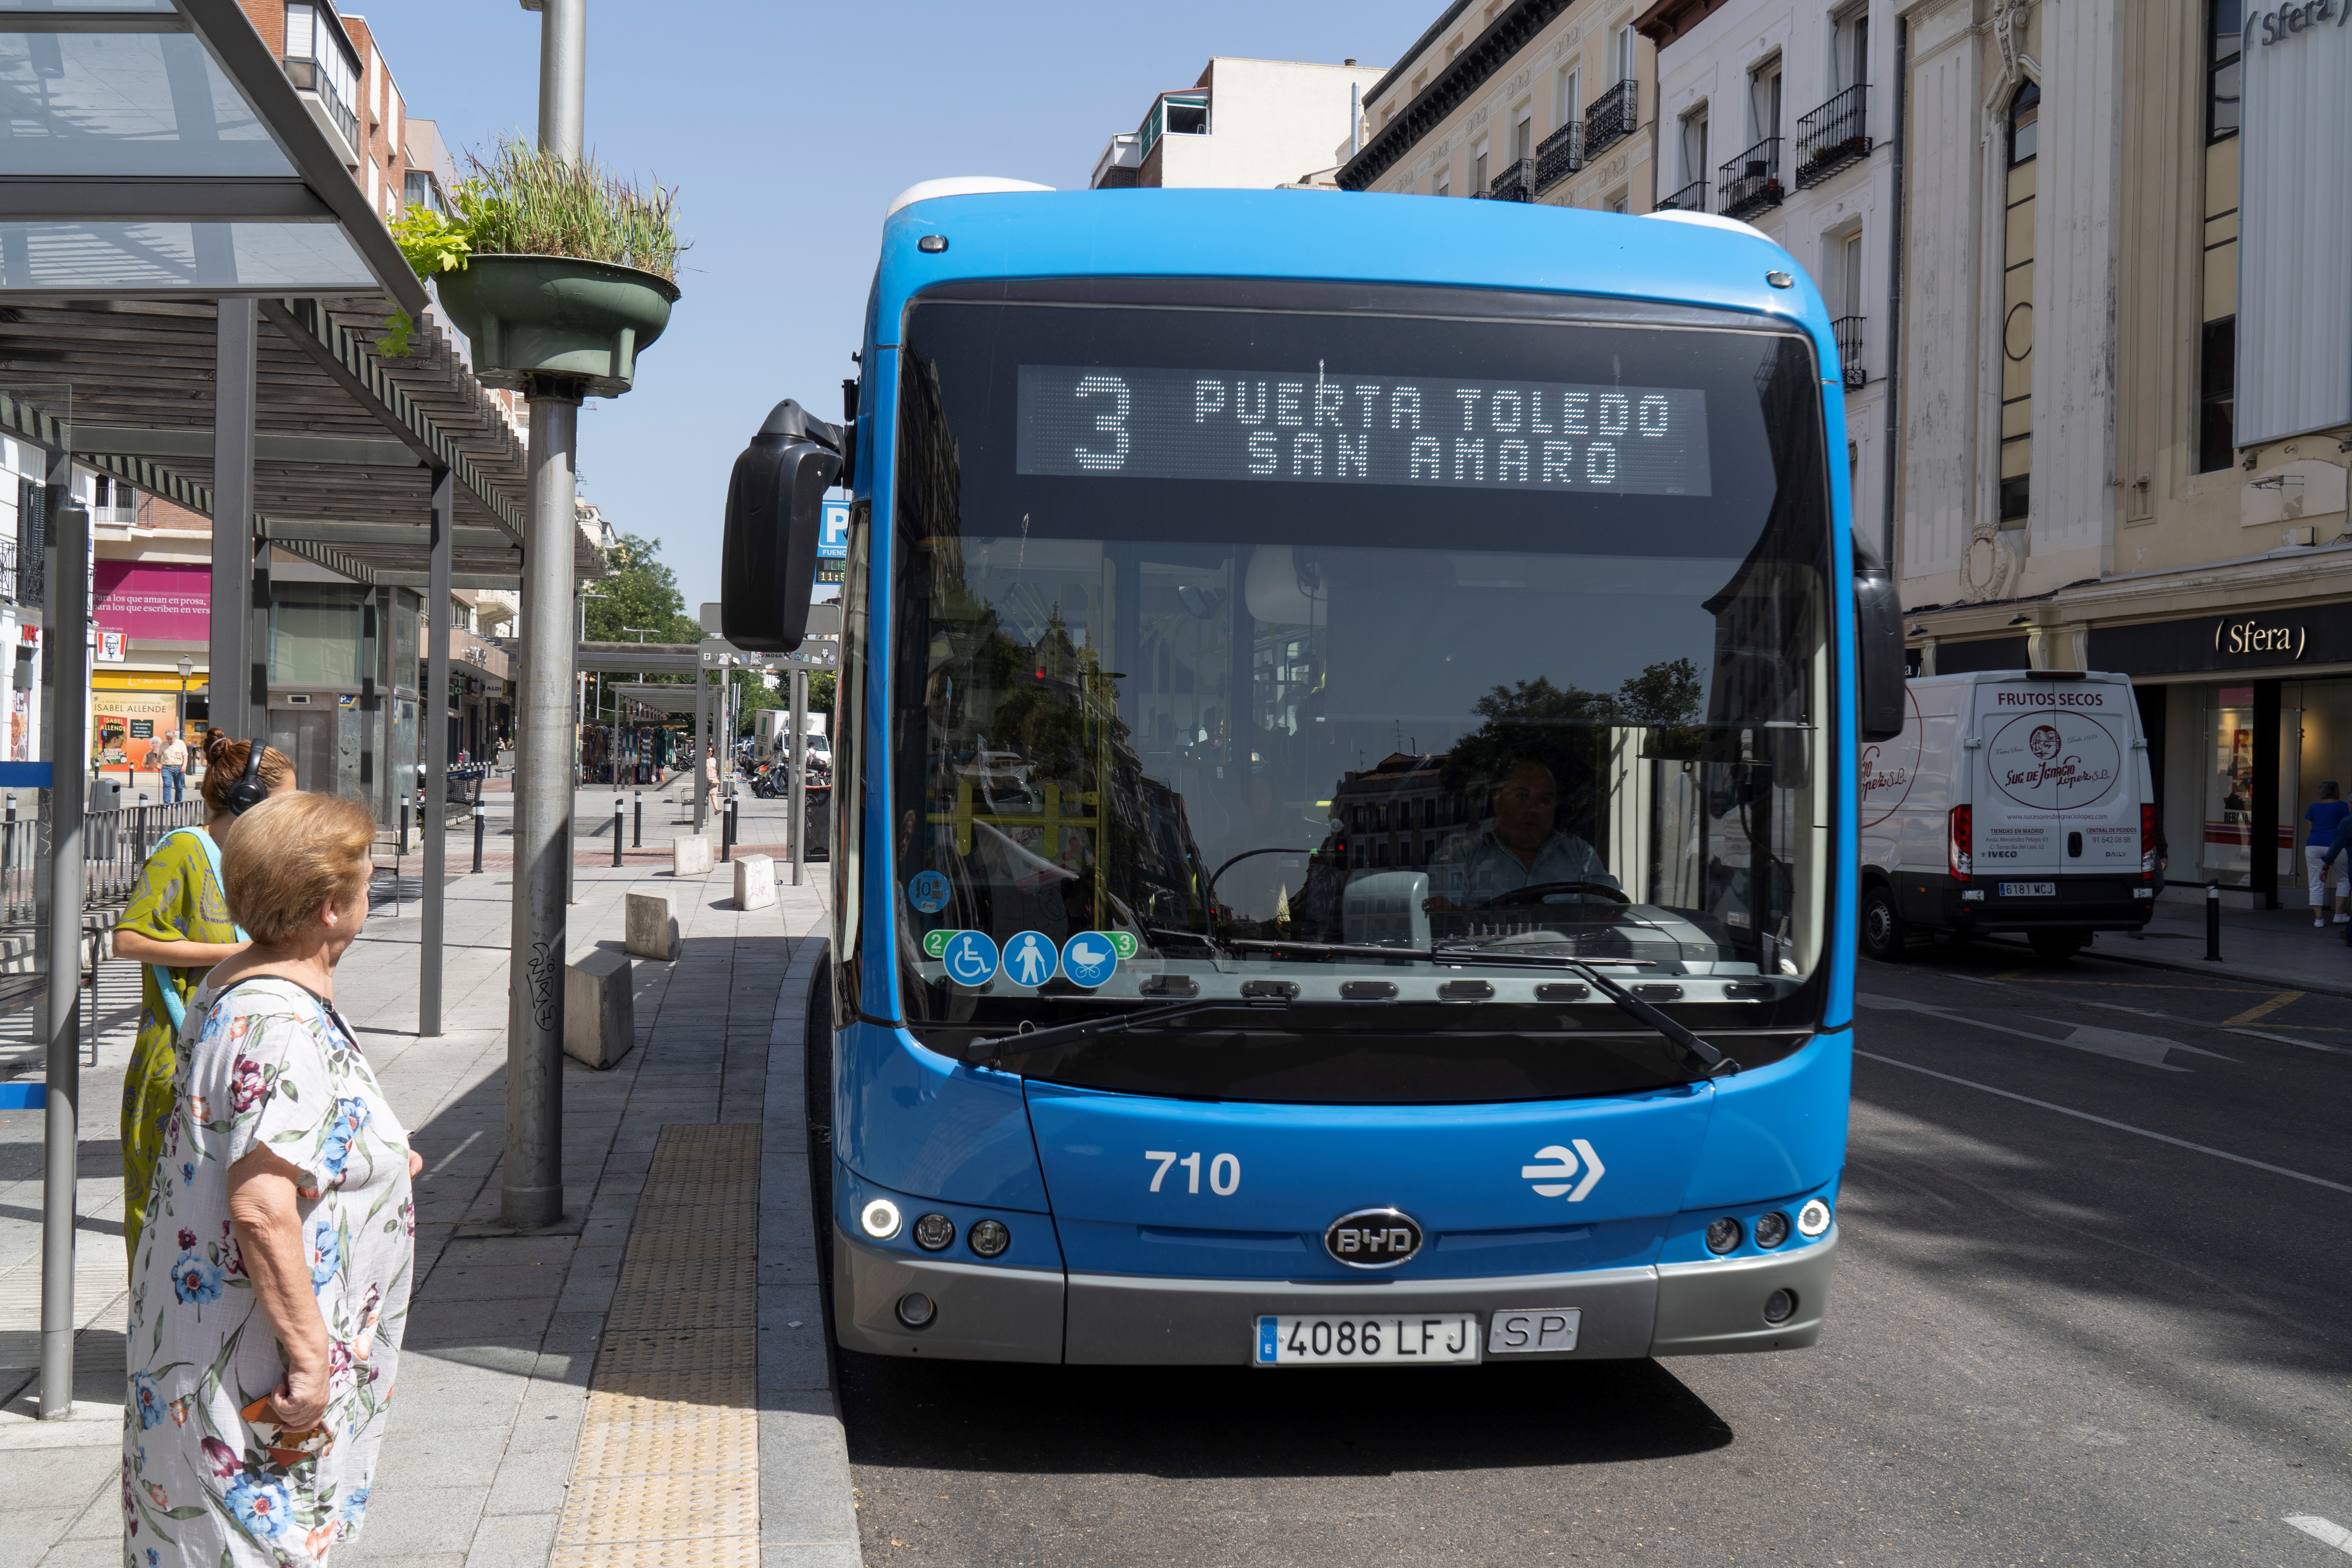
[672,834,714,878]
[563,950,635,1070]
[733,853,777,912]
[624,890,679,961]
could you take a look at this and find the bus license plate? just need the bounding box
[1999,881,2057,897]
[1254,1314,1481,1366]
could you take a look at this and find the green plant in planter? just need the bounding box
[379,137,682,392]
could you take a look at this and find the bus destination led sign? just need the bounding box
[1017,365,1711,496]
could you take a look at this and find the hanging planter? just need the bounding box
[434,254,677,396]
[384,136,682,396]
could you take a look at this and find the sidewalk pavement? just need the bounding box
[0,792,859,1567]
[2088,893,2352,997]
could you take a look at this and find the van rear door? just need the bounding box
[1969,674,2140,881]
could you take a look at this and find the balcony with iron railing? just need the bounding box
[1584,79,1638,158]
[1657,178,1708,213]
[283,53,359,153]
[1833,316,1867,390]
[0,538,41,607]
[1718,136,1784,220]
[1796,84,1871,188]
[1488,158,1534,203]
[1534,122,1583,193]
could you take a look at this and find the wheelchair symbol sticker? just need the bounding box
[907,870,950,914]
[1059,933,1119,988]
[942,931,998,987]
[1004,931,1058,988]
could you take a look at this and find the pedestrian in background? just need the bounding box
[158,729,189,804]
[112,733,296,1261]
[2307,780,2349,927]
[123,791,418,1564]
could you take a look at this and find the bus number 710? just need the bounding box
[1145,1150,1241,1196]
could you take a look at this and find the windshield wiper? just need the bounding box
[1230,937,1653,971]
[962,995,1290,1066]
[1557,961,1741,1077]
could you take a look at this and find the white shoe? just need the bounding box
[2337,914,2350,924]
[2318,918,2328,928]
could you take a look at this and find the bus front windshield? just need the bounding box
[887,289,1833,1104]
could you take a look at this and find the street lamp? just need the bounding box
[175,654,193,742]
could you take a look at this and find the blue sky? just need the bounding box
[361,0,1441,612]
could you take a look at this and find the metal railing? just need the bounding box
[1535,122,1583,192]
[1719,136,1785,219]
[1584,80,1638,158]
[1833,315,1867,389]
[1488,158,1535,203]
[0,538,38,607]
[0,796,208,929]
[1796,84,1871,189]
[283,54,360,149]
[1658,178,1709,212]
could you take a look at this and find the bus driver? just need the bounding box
[1424,759,1620,912]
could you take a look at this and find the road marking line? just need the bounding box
[424,1129,482,1178]
[2221,990,2305,1027]
[1854,1051,2352,1196]
[2286,1515,2352,1555]
[1858,993,2227,1069]
[2226,1027,2352,1056]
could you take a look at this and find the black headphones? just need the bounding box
[221,739,272,817]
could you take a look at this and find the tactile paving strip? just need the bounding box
[553,1123,766,1568]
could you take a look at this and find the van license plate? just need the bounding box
[1999,882,2057,897]
[1254,1314,1481,1365]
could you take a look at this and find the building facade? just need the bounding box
[1638,0,1898,548]
[1893,0,2352,909]
[1090,58,1387,191]
[1338,0,1659,216]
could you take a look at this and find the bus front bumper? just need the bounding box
[832,1225,1837,1364]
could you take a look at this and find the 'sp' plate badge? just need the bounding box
[1324,1207,1423,1269]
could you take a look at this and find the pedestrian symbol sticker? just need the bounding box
[907,870,950,914]
[923,929,955,960]
[1105,931,1139,960]
[1060,933,1119,988]
[942,931,999,987]
[1004,931,1058,988]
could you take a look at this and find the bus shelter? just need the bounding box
[2,0,599,1418]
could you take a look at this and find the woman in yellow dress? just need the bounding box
[112,733,296,1259]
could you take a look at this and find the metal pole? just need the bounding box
[506,390,577,1230]
[209,301,256,739]
[633,789,642,848]
[39,493,89,1421]
[421,469,452,1036]
[2205,882,2222,962]
[536,0,586,165]
[693,660,709,835]
[473,808,486,875]
[612,797,623,868]
[790,665,807,887]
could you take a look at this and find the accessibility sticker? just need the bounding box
[907,869,950,914]
[941,931,999,987]
[1105,931,1139,960]
[1002,930,1059,988]
[1059,932,1119,988]
[922,928,955,960]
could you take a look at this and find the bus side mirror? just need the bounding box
[1854,533,1905,743]
[721,399,843,652]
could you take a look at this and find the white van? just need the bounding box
[1858,669,2159,962]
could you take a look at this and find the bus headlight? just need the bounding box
[1796,1198,1832,1237]
[912,1213,956,1252]
[967,1219,1011,1258]
[1753,1210,1791,1249]
[859,1198,902,1240]
[1705,1216,1742,1254]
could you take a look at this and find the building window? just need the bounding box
[1999,81,2038,527]
[1681,108,1709,186]
[1436,167,1451,198]
[2200,0,2240,472]
[1832,5,1870,94]
[282,2,360,149]
[1749,56,1782,144]
[1512,105,1533,165]
[1472,138,1489,193]
[1616,24,1637,84]
[1555,65,1580,133]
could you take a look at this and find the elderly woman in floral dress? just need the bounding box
[124,792,419,1565]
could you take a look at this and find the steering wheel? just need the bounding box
[1483,880,1632,908]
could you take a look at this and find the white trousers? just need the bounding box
[2307,844,2348,907]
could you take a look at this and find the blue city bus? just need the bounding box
[722,183,1904,1367]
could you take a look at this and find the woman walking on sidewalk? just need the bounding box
[2307,781,2350,927]
[123,791,420,1564]
[113,733,296,1261]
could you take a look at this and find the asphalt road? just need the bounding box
[835,936,2352,1566]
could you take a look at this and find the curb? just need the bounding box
[759,934,863,1568]
[1975,932,2352,1002]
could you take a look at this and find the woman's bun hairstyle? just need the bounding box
[198,737,294,819]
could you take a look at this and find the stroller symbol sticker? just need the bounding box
[1004,931,1058,987]
[1059,933,1118,988]
[943,931,999,987]
[907,870,950,914]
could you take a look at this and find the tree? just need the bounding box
[585,532,701,645]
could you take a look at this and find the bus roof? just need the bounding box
[872,187,1833,357]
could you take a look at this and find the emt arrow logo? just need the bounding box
[1521,1141,1606,1202]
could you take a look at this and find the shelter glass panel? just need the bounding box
[0,31,291,174]
[0,222,375,292]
